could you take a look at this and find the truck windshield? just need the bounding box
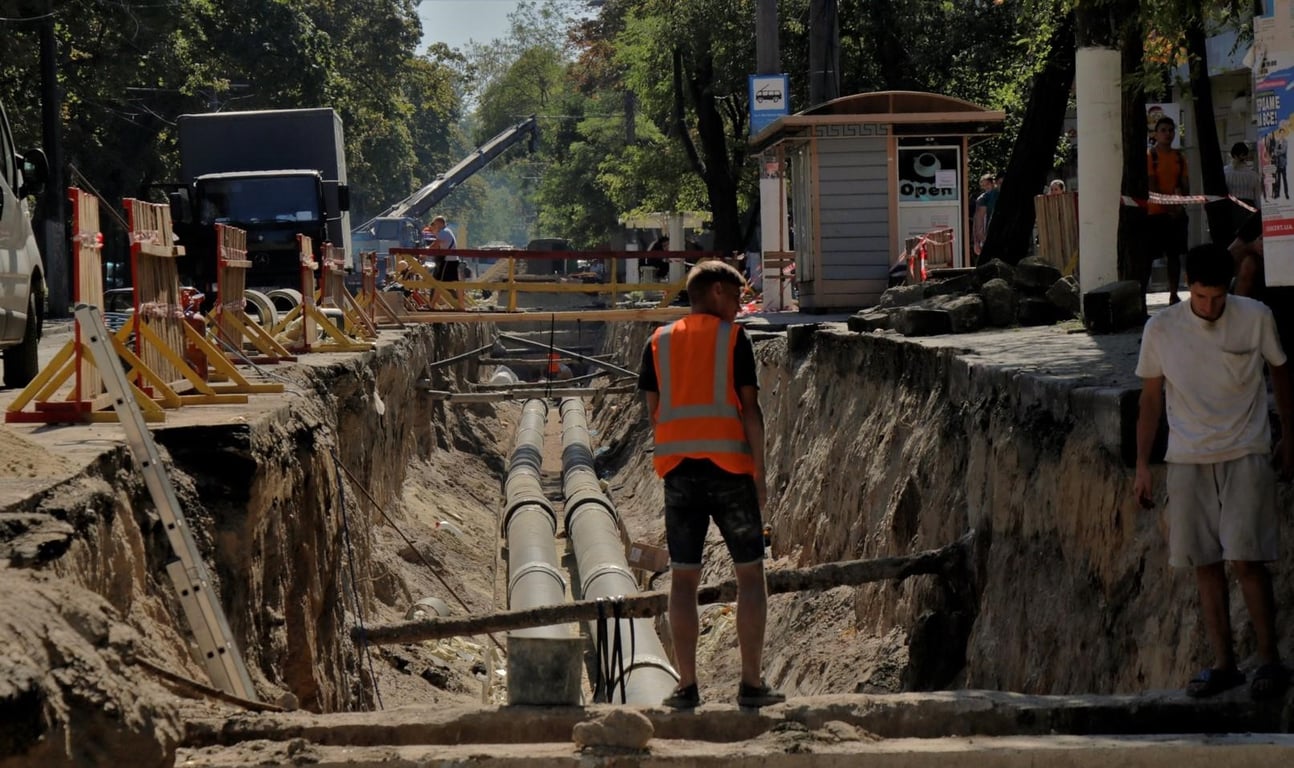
[198,176,320,226]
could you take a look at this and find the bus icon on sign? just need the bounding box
[755,85,782,104]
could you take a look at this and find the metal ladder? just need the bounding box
[74,303,257,700]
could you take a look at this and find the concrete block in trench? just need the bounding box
[878,284,925,309]
[507,635,584,706]
[1046,275,1081,319]
[1083,280,1146,334]
[1017,297,1057,327]
[978,278,1017,327]
[892,307,953,337]
[943,295,985,333]
[975,258,1015,285]
[1014,257,1063,294]
[847,309,891,332]
[923,272,978,297]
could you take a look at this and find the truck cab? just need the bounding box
[187,169,331,289]
[0,98,47,388]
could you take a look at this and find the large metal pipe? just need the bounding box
[504,399,567,639]
[558,398,678,704]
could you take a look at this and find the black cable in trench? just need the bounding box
[331,449,384,711]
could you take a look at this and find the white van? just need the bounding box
[0,99,47,387]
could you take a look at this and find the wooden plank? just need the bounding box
[398,307,687,324]
[420,384,637,402]
[356,534,972,645]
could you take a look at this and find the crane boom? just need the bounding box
[354,115,538,233]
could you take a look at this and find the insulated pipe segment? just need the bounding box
[558,398,678,704]
[505,399,567,640]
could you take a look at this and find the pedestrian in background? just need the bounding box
[1134,243,1293,701]
[1145,116,1191,305]
[638,260,784,710]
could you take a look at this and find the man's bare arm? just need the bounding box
[1133,376,1165,506]
[643,391,659,427]
[1270,363,1294,477]
[737,385,767,509]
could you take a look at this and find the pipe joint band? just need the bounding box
[507,561,568,602]
[580,563,637,597]
[563,491,617,531]
[502,497,557,535]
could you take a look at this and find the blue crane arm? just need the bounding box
[354,115,538,233]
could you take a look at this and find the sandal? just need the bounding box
[1250,663,1290,701]
[1185,667,1245,699]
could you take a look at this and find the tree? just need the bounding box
[979,12,1078,265]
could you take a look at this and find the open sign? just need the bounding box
[899,182,955,199]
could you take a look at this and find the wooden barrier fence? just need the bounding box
[1034,191,1078,275]
[388,247,719,314]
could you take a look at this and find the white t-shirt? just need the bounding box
[1136,296,1287,463]
[437,227,459,261]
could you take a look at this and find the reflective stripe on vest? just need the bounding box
[655,321,741,422]
[651,317,753,477]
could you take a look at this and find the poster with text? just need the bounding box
[1255,0,1294,285]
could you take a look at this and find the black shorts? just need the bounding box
[664,461,763,567]
[434,260,460,282]
[1146,214,1188,260]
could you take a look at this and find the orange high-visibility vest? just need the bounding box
[547,352,561,375]
[650,314,755,478]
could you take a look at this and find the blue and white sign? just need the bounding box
[749,74,789,136]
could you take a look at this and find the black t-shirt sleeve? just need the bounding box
[733,328,757,390]
[1238,212,1262,244]
[638,341,657,392]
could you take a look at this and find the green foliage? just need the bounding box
[0,0,461,226]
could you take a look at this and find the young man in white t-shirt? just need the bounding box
[1134,243,1294,700]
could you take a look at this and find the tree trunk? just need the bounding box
[686,51,743,252]
[1117,18,1149,282]
[978,14,1076,265]
[1184,8,1234,245]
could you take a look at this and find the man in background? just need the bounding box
[1145,116,1190,305]
[1134,243,1292,701]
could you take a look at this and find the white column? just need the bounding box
[1076,46,1123,294]
[760,175,787,310]
[667,213,686,283]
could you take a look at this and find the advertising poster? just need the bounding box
[897,146,961,266]
[896,147,959,202]
[1254,0,1294,285]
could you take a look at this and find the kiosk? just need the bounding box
[752,91,1004,311]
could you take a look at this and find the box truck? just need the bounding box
[169,108,350,294]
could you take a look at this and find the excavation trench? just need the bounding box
[3,316,1292,767]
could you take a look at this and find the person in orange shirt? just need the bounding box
[1146,117,1191,305]
[638,260,784,710]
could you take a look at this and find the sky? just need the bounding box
[418,0,521,53]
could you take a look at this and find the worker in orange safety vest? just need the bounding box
[637,259,784,710]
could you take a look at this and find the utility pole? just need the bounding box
[756,0,778,75]
[755,0,788,310]
[808,0,840,107]
[39,0,67,316]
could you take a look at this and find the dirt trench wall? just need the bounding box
[595,321,1294,696]
[1,323,493,763]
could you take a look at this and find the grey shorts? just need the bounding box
[1166,454,1279,567]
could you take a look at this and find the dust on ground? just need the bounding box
[0,425,76,480]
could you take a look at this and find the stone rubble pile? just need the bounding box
[848,257,1081,337]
